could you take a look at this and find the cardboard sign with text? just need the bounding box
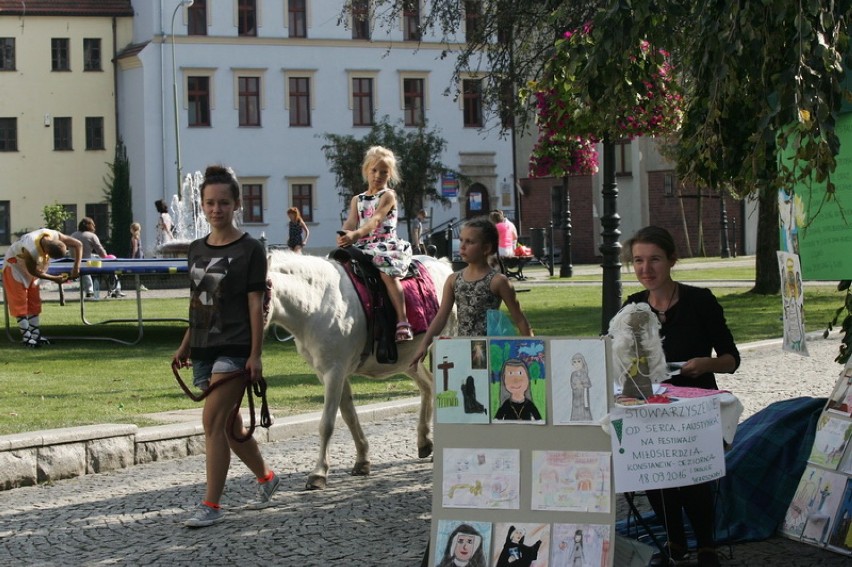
[609,396,725,492]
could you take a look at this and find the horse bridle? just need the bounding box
[171,361,273,442]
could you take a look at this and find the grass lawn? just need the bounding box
[0,267,844,435]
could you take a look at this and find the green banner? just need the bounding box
[782,113,852,280]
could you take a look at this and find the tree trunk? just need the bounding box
[751,188,780,294]
[678,189,692,257]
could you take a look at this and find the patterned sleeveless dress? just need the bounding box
[454,269,501,336]
[354,189,412,277]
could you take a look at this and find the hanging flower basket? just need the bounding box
[525,24,683,178]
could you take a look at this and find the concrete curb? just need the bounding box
[0,397,420,492]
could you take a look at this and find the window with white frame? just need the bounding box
[51,38,70,71]
[184,68,216,127]
[402,0,421,41]
[0,200,10,245]
[288,179,315,222]
[237,0,258,37]
[0,117,16,151]
[235,71,265,127]
[188,0,208,36]
[351,0,370,40]
[288,0,307,38]
[242,182,264,222]
[85,117,105,150]
[83,38,101,71]
[461,76,483,128]
[285,71,314,127]
[400,73,427,127]
[615,139,633,176]
[348,71,379,127]
[0,38,14,71]
[54,117,73,151]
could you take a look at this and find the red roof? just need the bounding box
[0,1,134,17]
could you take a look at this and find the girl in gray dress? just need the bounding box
[411,216,532,366]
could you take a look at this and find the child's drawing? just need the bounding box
[442,448,520,509]
[435,339,490,424]
[490,339,546,424]
[531,450,611,513]
[551,339,608,425]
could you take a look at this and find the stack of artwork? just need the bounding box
[780,361,852,556]
[431,337,616,567]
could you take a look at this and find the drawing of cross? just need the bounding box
[437,356,455,391]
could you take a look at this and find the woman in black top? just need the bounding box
[623,226,740,567]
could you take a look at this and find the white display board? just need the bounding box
[428,336,617,567]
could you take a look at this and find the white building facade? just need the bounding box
[120,0,514,256]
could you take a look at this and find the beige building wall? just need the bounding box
[0,14,132,250]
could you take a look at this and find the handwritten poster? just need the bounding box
[442,447,520,509]
[609,396,725,492]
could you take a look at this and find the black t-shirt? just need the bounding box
[187,233,267,360]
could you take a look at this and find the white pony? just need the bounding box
[265,250,456,490]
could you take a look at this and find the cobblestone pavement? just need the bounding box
[0,409,433,566]
[1,326,851,565]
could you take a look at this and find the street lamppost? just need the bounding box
[171,0,194,201]
[559,175,573,277]
[600,138,622,335]
[719,191,731,258]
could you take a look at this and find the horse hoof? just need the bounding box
[418,442,433,459]
[306,475,327,490]
[351,461,371,476]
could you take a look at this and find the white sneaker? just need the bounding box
[184,503,225,528]
[245,472,280,509]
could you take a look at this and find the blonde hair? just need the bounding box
[361,146,402,187]
[130,222,141,237]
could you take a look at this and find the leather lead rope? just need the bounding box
[171,361,273,442]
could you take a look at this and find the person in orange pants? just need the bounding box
[2,228,82,347]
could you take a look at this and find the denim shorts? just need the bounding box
[192,356,247,390]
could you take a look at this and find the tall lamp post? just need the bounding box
[719,191,731,258]
[171,0,194,201]
[600,138,622,335]
[559,175,573,277]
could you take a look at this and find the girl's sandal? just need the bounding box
[395,322,414,342]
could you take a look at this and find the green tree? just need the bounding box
[42,203,70,231]
[103,139,133,256]
[360,1,852,294]
[321,117,457,232]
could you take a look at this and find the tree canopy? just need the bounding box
[361,0,852,293]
